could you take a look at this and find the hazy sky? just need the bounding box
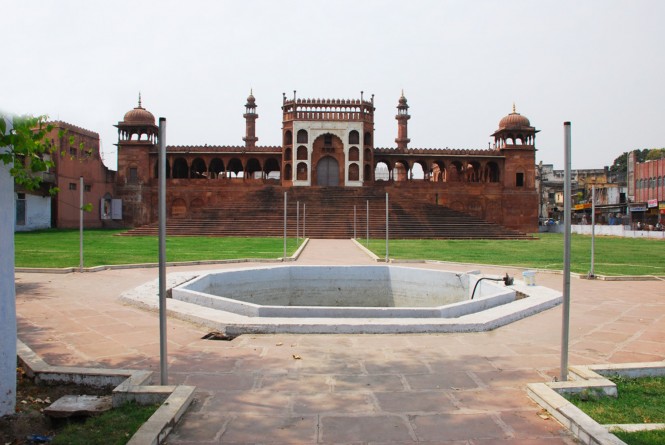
[4,0,664,171]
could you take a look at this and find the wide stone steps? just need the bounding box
[121,187,532,239]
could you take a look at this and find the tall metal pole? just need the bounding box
[303,203,306,239]
[590,185,595,278]
[296,200,300,241]
[79,176,83,272]
[158,117,168,385]
[561,121,572,382]
[385,193,389,262]
[283,192,287,258]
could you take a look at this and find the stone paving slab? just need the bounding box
[14,239,665,444]
[43,394,112,418]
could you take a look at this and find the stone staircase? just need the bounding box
[121,186,533,239]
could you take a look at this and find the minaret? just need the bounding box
[243,90,258,148]
[395,90,410,149]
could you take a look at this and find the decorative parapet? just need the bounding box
[47,121,100,139]
[163,145,282,154]
[373,147,502,156]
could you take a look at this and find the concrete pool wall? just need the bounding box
[171,266,516,319]
[121,265,563,334]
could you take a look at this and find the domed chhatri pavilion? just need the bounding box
[114,92,539,237]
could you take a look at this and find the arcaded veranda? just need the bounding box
[15,240,665,444]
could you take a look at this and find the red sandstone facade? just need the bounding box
[114,93,539,233]
[44,122,116,228]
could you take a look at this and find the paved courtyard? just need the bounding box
[15,239,665,444]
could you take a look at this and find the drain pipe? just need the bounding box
[470,273,513,300]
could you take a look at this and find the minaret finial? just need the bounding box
[512,102,516,113]
[401,88,405,97]
[250,88,253,95]
[138,92,142,108]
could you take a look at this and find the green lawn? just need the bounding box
[14,230,665,276]
[566,376,665,445]
[14,229,302,268]
[365,233,665,276]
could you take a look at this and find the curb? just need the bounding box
[350,238,382,261]
[527,361,665,445]
[17,339,195,445]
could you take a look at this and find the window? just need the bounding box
[516,172,524,187]
[348,163,359,181]
[297,129,308,144]
[69,147,77,156]
[69,182,77,190]
[323,134,333,152]
[16,193,26,226]
[296,146,308,160]
[84,184,91,192]
[129,167,138,183]
[348,130,359,144]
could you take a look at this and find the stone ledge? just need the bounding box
[17,339,195,445]
[528,362,665,445]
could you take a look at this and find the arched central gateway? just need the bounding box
[316,157,339,186]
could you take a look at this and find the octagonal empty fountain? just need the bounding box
[152,265,563,334]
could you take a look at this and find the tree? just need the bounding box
[645,148,665,161]
[0,114,55,416]
[608,149,651,173]
[0,115,57,193]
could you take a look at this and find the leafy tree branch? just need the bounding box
[0,114,58,194]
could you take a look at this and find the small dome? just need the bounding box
[123,95,155,124]
[397,91,408,110]
[498,104,530,129]
[245,89,256,108]
[123,106,155,124]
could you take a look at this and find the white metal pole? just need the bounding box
[79,176,83,272]
[303,203,306,239]
[590,185,595,278]
[283,192,287,258]
[296,200,300,241]
[561,122,572,381]
[385,193,389,262]
[158,117,168,385]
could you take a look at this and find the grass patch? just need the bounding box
[15,229,303,268]
[566,376,665,424]
[365,233,665,276]
[613,429,665,445]
[52,401,158,445]
[566,376,665,445]
[14,230,665,276]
